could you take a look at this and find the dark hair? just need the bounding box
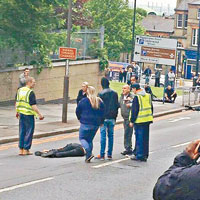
[24,68,29,71]
[131,83,140,90]
[101,77,110,89]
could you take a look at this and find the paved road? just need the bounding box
[1,110,200,200]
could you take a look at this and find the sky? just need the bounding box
[129,0,177,15]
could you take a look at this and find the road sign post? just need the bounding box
[59,47,77,123]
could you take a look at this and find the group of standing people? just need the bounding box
[76,77,153,163]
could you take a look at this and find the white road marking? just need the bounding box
[0,177,54,193]
[169,117,191,123]
[92,152,154,169]
[92,158,130,168]
[188,122,200,126]
[171,142,190,148]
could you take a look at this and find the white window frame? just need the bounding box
[192,28,198,46]
[197,8,200,19]
[177,14,183,28]
[184,14,188,28]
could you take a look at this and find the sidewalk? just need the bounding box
[0,97,186,144]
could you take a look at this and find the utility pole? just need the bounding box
[131,0,137,62]
[193,17,200,86]
[62,0,72,123]
[196,17,200,76]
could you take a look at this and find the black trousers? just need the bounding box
[36,143,85,158]
[165,93,177,103]
[155,78,160,87]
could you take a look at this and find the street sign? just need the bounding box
[134,36,177,66]
[59,47,77,60]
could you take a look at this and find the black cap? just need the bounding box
[101,77,110,89]
[131,83,140,90]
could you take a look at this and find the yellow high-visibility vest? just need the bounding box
[135,93,153,124]
[16,87,37,116]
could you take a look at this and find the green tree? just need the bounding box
[0,0,66,68]
[85,0,145,61]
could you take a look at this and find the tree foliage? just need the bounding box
[85,0,145,61]
[0,0,67,68]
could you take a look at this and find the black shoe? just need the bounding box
[121,150,128,155]
[41,150,56,158]
[85,154,94,163]
[130,155,147,162]
[121,150,132,156]
[35,151,42,156]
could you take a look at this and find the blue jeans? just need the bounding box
[145,76,150,84]
[134,124,150,160]
[79,124,99,159]
[100,119,115,157]
[19,114,35,150]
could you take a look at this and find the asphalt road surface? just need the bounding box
[1,110,200,200]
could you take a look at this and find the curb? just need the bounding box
[0,108,187,145]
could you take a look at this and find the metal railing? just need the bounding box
[182,86,200,106]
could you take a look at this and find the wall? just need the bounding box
[0,59,102,104]
[146,31,171,38]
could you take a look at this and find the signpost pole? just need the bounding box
[131,0,137,62]
[62,60,69,123]
[62,0,72,123]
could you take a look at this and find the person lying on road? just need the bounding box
[35,143,85,158]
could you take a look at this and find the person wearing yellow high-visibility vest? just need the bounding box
[129,83,153,162]
[16,77,44,155]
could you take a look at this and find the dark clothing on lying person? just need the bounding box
[153,151,200,200]
[152,98,175,103]
[185,105,200,111]
[35,143,85,158]
[145,86,157,99]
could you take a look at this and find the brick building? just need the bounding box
[172,0,200,78]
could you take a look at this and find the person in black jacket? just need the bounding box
[153,140,200,200]
[35,143,85,158]
[76,82,88,104]
[96,77,119,160]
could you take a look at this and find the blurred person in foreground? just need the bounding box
[153,140,200,200]
[76,86,104,163]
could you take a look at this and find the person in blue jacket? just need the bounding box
[76,86,104,163]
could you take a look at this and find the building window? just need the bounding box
[197,8,200,19]
[177,14,183,28]
[184,14,188,28]
[192,29,199,46]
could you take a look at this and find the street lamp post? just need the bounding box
[131,0,137,62]
[193,16,200,87]
[62,0,72,123]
